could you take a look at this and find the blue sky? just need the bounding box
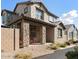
[1,0,78,27]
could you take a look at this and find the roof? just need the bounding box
[52,21,66,29]
[1,9,17,15]
[54,21,61,25]
[13,1,59,18]
[65,24,78,31]
[1,25,10,28]
[7,15,56,27]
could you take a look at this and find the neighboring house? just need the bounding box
[65,24,78,41]
[53,21,67,44]
[1,1,78,51]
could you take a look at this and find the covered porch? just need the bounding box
[12,16,56,48]
[21,21,55,47]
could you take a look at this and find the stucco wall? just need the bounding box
[1,28,19,52]
[54,25,67,44]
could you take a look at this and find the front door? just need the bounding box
[30,25,38,44]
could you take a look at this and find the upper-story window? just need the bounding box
[48,16,54,22]
[36,8,43,20]
[24,7,28,14]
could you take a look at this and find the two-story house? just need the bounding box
[1,1,73,49]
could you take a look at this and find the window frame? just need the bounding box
[35,8,44,20]
[58,28,62,38]
[69,32,73,38]
[24,7,28,14]
[48,15,54,22]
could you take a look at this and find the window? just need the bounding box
[36,8,43,20]
[24,7,28,13]
[48,16,54,22]
[2,12,12,24]
[58,28,62,38]
[69,32,73,38]
[2,16,7,24]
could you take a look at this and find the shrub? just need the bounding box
[49,43,59,50]
[65,46,78,59]
[66,42,70,45]
[72,40,78,44]
[69,40,73,44]
[59,43,67,48]
[68,40,78,44]
[15,52,32,59]
[49,43,67,50]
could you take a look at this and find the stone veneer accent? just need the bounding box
[42,26,46,44]
[23,22,30,47]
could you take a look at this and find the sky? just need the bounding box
[1,0,78,27]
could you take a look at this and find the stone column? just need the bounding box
[42,26,46,44]
[23,22,30,47]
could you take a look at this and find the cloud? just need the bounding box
[59,10,78,25]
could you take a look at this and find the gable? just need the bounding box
[13,1,59,18]
[32,3,46,12]
[54,21,66,29]
[59,23,65,29]
[69,25,77,32]
[14,4,31,14]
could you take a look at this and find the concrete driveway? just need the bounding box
[34,46,76,59]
